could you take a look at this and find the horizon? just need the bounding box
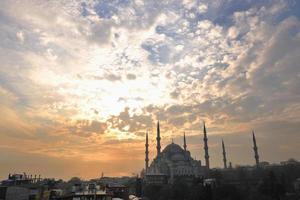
[0,127,298,181]
[0,0,300,181]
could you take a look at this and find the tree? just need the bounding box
[258,171,285,200]
[67,177,82,184]
[171,178,189,200]
[214,184,241,200]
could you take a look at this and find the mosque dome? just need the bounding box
[171,153,185,161]
[161,143,187,162]
[162,143,184,154]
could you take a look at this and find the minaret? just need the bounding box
[156,121,161,157]
[252,130,260,167]
[222,139,227,169]
[183,132,187,151]
[145,131,149,172]
[203,122,210,169]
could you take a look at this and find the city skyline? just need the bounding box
[0,0,300,180]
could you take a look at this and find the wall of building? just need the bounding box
[5,186,30,200]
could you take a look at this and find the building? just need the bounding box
[0,173,45,200]
[144,122,208,184]
[280,158,300,166]
[294,178,300,193]
[0,173,64,200]
[59,182,112,200]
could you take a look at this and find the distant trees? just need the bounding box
[258,171,285,200]
[67,177,82,184]
[143,184,165,200]
[143,177,214,200]
[170,178,189,200]
[135,178,142,197]
[214,184,241,200]
[142,164,300,200]
[58,177,83,193]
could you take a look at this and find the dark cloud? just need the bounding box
[90,73,122,82]
[68,120,107,137]
[88,21,113,45]
[169,90,180,99]
[105,73,122,82]
[118,97,144,102]
[101,138,140,146]
[142,40,171,65]
[108,107,152,133]
[126,73,136,80]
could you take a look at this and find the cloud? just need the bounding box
[16,31,25,43]
[126,73,136,80]
[105,73,122,82]
[108,107,152,133]
[88,20,113,45]
[68,120,107,137]
[198,4,208,14]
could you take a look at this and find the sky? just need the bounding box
[0,0,300,180]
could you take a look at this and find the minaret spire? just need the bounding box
[145,131,149,172]
[183,132,187,151]
[203,122,210,169]
[222,139,227,169]
[252,130,260,167]
[156,121,161,157]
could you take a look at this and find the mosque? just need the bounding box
[142,121,261,185]
[142,122,210,184]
